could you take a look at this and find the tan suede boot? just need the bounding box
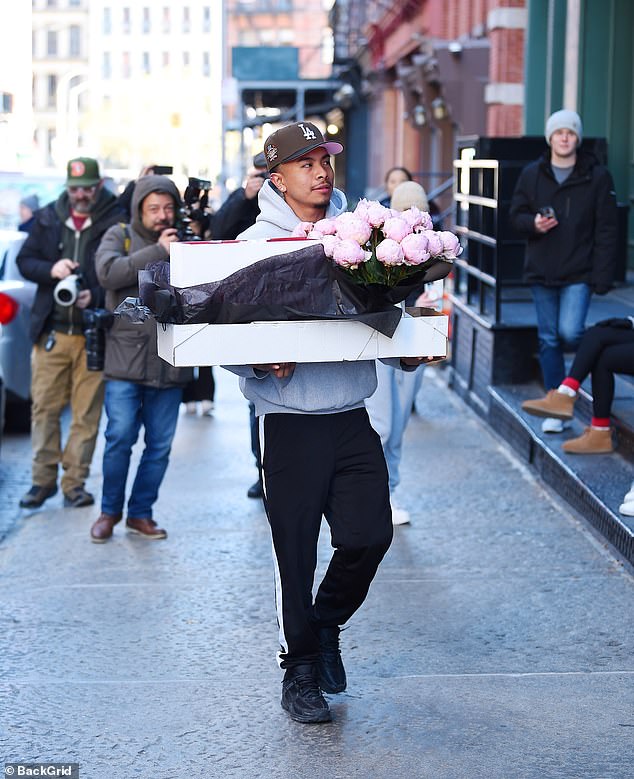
[562,427,614,454]
[522,390,575,420]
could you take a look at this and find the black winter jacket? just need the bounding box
[509,150,618,290]
[17,188,122,342]
[210,187,260,239]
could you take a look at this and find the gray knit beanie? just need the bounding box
[545,110,583,145]
[20,194,40,213]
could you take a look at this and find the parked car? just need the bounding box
[0,229,34,436]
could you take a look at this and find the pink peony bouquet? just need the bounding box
[291,198,461,287]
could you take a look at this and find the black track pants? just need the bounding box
[259,408,393,669]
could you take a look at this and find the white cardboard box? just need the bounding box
[169,237,316,287]
[157,312,448,367]
[159,239,448,366]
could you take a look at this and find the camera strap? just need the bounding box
[119,223,131,256]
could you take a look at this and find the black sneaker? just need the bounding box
[247,480,263,499]
[281,664,332,723]
[63,486,95,508]
[317,626,347,693]
[19,484,58,509]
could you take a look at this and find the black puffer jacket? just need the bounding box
[17,188,122,342]
[509,150,618,290]
[95,175,192,388]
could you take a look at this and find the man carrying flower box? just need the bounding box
[225,121,440,724]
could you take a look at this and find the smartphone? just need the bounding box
[538,206,556,220]
[152,165,174,175]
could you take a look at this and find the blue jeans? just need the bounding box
[531,283,592,390]
[101,380,183,518]
[365,362,424,492]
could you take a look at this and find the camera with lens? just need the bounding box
[176,176,212,241]
[82,307,114,372]
[53,273,84,306]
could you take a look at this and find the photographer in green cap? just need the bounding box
[17,156,122,511]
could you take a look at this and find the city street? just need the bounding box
[0,367,632,779]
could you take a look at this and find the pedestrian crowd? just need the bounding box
[11,109,632,724]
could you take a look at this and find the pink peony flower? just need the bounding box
[366,202,391,228]
[353,198,370,220]
[420,229,444,257]
[400,233,431,266]
[313,218,337,236]
[400,206,433,232]
[439,231,462,258]
[381,216,412,243]
[334,212,373,245]
[332,238,367,268]
[307,228,324,239]
[320,234,339,258]
[291,221,314,238]
[375,238,405,266]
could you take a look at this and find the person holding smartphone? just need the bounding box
[509,110,618,434]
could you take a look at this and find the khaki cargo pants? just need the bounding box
[30,331,105,494]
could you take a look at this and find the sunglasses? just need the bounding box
[68,185,98,194]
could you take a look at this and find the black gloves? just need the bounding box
[595,318,633,329]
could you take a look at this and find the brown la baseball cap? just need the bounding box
[66,157,101,187]
[264,122,343,172]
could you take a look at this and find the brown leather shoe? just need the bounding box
[126,517,167,539]
[90,512,123,543]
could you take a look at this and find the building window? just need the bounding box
[122,52,131,79]
[69,0,81,6]
[47,74,57,107]
[162,7,170,33]
[202,51,210,77]
[183,51,190,67]
[123,7,131,34]
[69,26,81,57]
[182,6,190,33]
[142,52,150,73]
[103,8,111,35]
[202,6,211,32]
[46,0,57,7]
[162,51,170,68]
[143,7,151,33]
[47,30,58,57]
[102,52,111,79]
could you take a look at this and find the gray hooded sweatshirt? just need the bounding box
[95,175,191,387]
[228,180,404,416]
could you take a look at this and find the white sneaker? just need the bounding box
[391,503,410,526]
[201,400,214,416]
[618,500,634,517]
[621,482,634,504]
[541,417,571,434]
[185,401,197,415]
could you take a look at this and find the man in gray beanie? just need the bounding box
[510,108,618,434]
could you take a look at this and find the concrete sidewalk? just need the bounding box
[0,368,632,778]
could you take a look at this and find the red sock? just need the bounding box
[562,378,580,392]
[591,417,610,429]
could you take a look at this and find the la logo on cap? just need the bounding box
[298,123,317,141]
[70,160,86,178]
